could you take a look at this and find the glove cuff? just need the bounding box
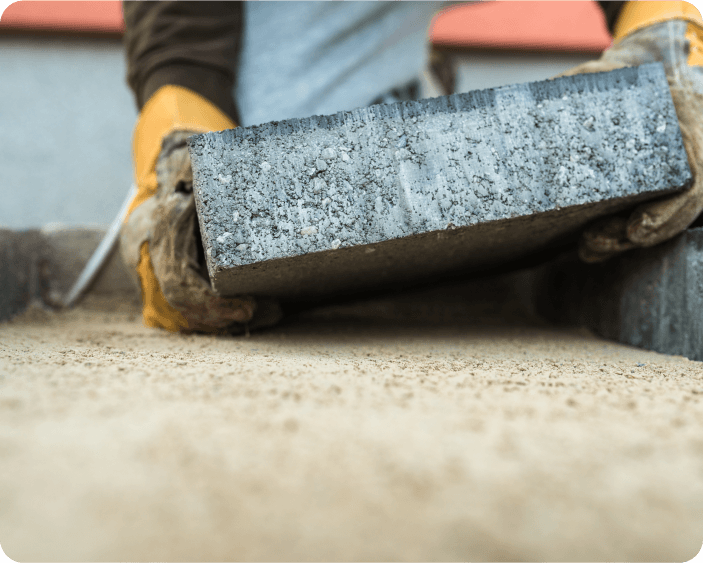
[124,86,236,332]
[129,85,237,217]
[613,1,703,41]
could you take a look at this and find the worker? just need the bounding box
[119,1,703,333]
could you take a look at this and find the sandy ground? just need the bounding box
[1,277,703,561]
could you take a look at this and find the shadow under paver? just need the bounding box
[189,63,690,300]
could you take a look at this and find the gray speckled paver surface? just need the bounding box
[189,63,691,300]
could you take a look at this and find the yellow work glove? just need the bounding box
[560,1,703,262]
[120,86,279,333]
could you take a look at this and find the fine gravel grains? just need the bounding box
[0,287,702,561]
[189,63,690,299]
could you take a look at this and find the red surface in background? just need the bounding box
[0,1,125,34]
[430,1,612,52]
[0,0,611,52]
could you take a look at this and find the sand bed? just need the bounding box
[1,285,702,561]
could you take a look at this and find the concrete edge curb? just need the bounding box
[0,226,138,322]
[534,226,703,361]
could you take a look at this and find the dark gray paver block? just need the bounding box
[536,227,703,362]
[189,63,691,300]
[0,229,50,321]
[0,227,138,322]
[40,227,136,303]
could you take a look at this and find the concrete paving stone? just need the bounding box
[39,226,137,304]
[0,227,138,322]
[189,63,691,300]
[535,227,703,362]
[0,229,50,321]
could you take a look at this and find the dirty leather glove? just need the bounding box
[559,1,703,262]
[120,85,281,333]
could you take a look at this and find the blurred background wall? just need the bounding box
[0,1,611,230]
[0,1,135,230]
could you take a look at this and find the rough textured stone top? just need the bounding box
[189,63,691,300]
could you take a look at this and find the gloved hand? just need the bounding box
[120,85,280,333]
[559,1,703,262]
